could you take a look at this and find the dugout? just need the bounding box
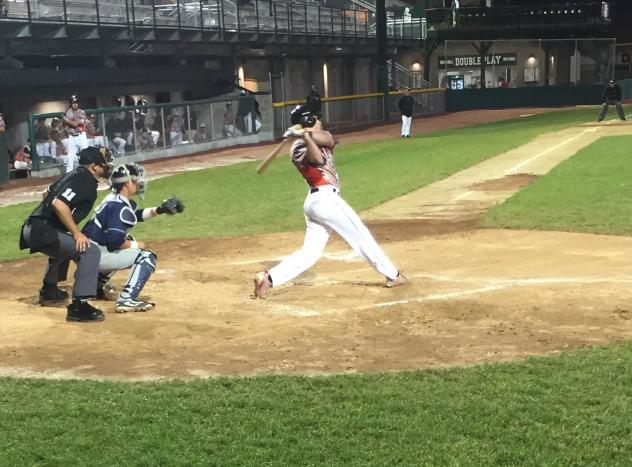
[0,132,8,185]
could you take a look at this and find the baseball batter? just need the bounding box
[253,105,408,299]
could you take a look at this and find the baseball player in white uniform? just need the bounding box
[253,105,408,299]
[63,95,89,173]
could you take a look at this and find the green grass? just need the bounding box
[485,135,632,235]
[2,343,632,465]
[0,108,597,262]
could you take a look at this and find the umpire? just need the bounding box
[19,146,113,322]
[598,79,627,122]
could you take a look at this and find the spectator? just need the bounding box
[0,0,8,19]
[168,109,185,145]
[305,84,322,117]
[63,95,88,173]
[50,118,68,159]
[0,112,6,133]
[193,122,212,143]
[499,77,509,88]
[142,107,161,146]
[398,87,414,138]
[85,114,106,147]
[237,90,256,134]
[106,111,133,157]
[254,98,262,134]
[34,118,56,162]
[451,0,460,27]
[137,127,154,151]
[223,103,241,137]
[13,142,33,173]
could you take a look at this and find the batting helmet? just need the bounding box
[69,95,79,104]
[290,105,317,128]
[110,163,147,196]
[79,146,113,177]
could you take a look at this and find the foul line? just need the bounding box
[506,127,597,174]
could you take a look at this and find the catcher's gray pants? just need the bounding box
[97,246,156,299]
[22,225,100,298]
[598,98,626,121]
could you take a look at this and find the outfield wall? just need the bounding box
[445,84,604,111]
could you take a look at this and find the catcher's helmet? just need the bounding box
[79,146,113,177]
[69,94,79,104]
[110,163,147,196]
[290,105,317,128]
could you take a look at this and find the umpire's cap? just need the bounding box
[290,105,317,128]
[79,146,114,176]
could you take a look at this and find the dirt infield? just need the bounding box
[2,112,632,381]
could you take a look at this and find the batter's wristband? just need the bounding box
[130,240,139,249]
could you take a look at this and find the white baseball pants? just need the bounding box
[112,137,127,156]
[65,132,87,173]
[268,185,399,287]
[401,115,412,137]
[36,141,56,159]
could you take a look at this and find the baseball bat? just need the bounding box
[256,138,287,175]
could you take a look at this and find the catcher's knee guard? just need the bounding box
[120,250,157,300]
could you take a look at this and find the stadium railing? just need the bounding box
[0,0,425,40]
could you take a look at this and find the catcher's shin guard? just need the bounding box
[120,250,157,300]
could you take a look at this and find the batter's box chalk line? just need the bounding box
[263,274,632,316]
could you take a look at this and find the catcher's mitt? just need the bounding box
[157,196,185,215]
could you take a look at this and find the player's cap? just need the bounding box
[110,163,147,196]
[69,94,79,103]
[290,105,317,128]
[79,146,113,176]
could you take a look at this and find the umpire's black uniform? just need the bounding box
[20,146,112,322]
[598,80,627,122]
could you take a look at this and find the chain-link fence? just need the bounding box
[28,94,272,171]
[436,38,616,90]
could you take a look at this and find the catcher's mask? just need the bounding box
[290,105,317,128]
[79,146,114,178]
[110,163,147,198]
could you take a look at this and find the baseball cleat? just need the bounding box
[253,270,271,299]
[96,282,118,301]
[115,298,155,313]
[385,272,409,288]
[39,285,69,306]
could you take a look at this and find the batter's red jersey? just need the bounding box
[290,140,340,189]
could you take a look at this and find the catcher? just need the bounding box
[82,163,184,312]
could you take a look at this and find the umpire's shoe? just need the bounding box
[115,298,154,313]
[66,300,105,322]
[39,284,69,306]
